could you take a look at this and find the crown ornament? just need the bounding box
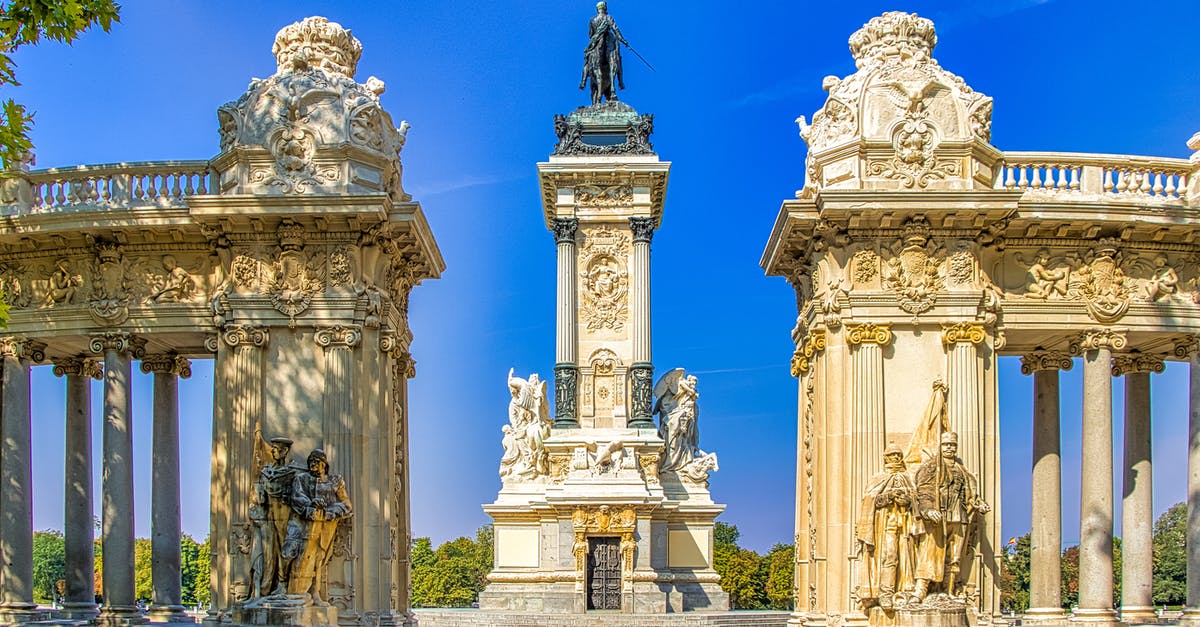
[272,16,363,77]
[848,12,937,69]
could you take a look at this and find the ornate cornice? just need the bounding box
[941,322,986,346]
[89,332,146,358]
[845,323,893,347]
[140,354,193,378]
[52,356,103,379]
[552,218,579,245]
[315,325,362,349]
[1069,329,1128,354]
[1019,351,1073,375]
[1111,354,1166,377]
[791,330,827,377]
[222,325,269,349]
[0,337,46,363]
[628,217,655,244]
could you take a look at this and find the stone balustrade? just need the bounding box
[999,151,1191,203]
[1,160,210,213]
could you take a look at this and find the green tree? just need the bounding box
[410,526,493,608]
[192,536,211,607]
[1152,502,1186,606]
[714,522,740,547]
[1061,545,1078,609]
[31,530,65,603]
[712,523,766,609]
[0,0,121,167]
[180,535,202,605]
[999,534,1031,612]
[133,537,152,602]
[762,543,794,610]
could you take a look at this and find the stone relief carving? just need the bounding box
[43,258,82,307]
[791,330,827,378]
[575,184,633,207]
[579,227,630,331]
[867,98,958,189]
[149,255,198,303]
[652,368,718,484]
[1073,239,1129,323]
[88,240,144,325]
[881,218,943,315]
[269,220,326,325]
[851,249,879,286]
[0,261,31,309]
[498,369,552,483]
[818,278,846,329]
[1021,249,1070,300]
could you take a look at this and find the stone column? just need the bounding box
[942,323,987,470]
[53,356,104,620]
[1182,337,1200,627]
[1072,329,1125,624]
[1112,354,1163,624]
[0,337,46,623]
[553,217,580,428]
[141,354,193,623]
[1019,352,1071,621]
[389,351,417,625]
[627,216,655,429]
[91,331,148,626]
[845,324,891,520]
[790,331,825,626]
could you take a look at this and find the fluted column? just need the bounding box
[1019,352,1071,621]
[1182,336,1200,627]
[790,330,825,626]
[0,337,46,623]
[942,323,987,470]
[316,325,361,476]
[142,354,193,623]
[553,217,580,428]
[627,216,655,429]
[1072,329,1125,623]
[1112,354,1163,624]
[53,356,103,620]
[91,331,148,626]
[384,348,416,626]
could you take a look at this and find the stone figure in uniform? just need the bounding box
[855,442,916,610]
[580,1,626,104]
[284,449,353,603]
[911,431,990,603]
[249,427,299,597]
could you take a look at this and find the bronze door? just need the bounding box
[587,537,621,610]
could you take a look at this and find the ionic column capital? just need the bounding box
[52,356,103,380]
[791,330,827,377]
[88,331,145,358]
[1070,328,1127,354]
[1173,334,1200,359]
[628,216,655,243]
[315,324,362,350]
[941,321,987,346]
[0,337,46,363]
[394,350,416,379]
[140,354,192,378]
[552,217,579,244]
[845,322,893,347]
[1111,353,1166,377]
[221,324,269,349]
[1020,351,1073,375]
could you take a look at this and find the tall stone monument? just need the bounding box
[475,3,729,617]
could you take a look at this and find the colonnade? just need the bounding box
[1020,331,1200,624]
[0,331,194,625]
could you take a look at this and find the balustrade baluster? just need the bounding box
[30,183,42,208]
[1030,166,1042,189]
[99,176,112,204]
[1103,169,1114,192]
[195,171,207,195]
[1054,165,1067,189]
[1004,165,1015,189]
[1068,166,1080,190]
[183,173,194,196]
[133,174,145,201]
[1138,171,1151,194]
[1164,173,1177,198]
[147,174,159,200]
[159,174,171,200]
[55,181,67,206]
[1017,166,1028,189]
[1116,170,1130,193]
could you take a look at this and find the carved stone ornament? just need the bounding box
[791,330,827,377]
[1019,352,1073,375]
[637,452,660,485]
[1173,335,1200,359]
[140,354,193,378]
[269,221,325,325]
[553,364,579,426]
[88,240,138,326]
[1069,329,1128,354]
[553,102,654,156]
[881,218,944,315]
[851,249,879,285]
[315,325,362,349]
[52,356,103,380]
[940,322,985,346]
[628,216,655,244]
[1074,240,1130,323]
[627,363,655,427]
[0,337,46,363]
[222,324,270,349]
[89,332,146,358]
[571,505,637,535]
[578,227,630,331]
[867,108,958,188]
[552,218,579,245]
[845,323,893,346]
[1110,354,1166,377]
[575,185,633,207]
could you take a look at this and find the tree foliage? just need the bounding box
[1153,502,1186,605]
[133,537,152,601]
[0,0,121,168]
[712,522,794,610]
[31,530,65,603]
[411,526,493,608]
[999,533,1030,612]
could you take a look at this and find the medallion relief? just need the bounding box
[579,227,630,331]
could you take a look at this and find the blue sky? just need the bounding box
[9,0,1199,553]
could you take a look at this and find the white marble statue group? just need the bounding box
[498,366,717,484]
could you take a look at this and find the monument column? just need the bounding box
[1113,354,1163,624]
[1073,329,1125,623]
[142,354,193,623]
[1178,336,1200,627]
[790,330,825,626]
[627,216,656,429]
[845,324,892,509]
[553,217,580,428]
[316,325,362,475]
[53,356,104,620]
[91,331,148,626]
[0,337,46,622]
[1019,352,1071,621]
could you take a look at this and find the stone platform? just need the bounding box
[413,609,790,627]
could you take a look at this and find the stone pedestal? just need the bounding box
[230,597,339,627]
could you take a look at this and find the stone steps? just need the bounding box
[413,609,791,627]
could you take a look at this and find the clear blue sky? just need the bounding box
[9,0,1198,553]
